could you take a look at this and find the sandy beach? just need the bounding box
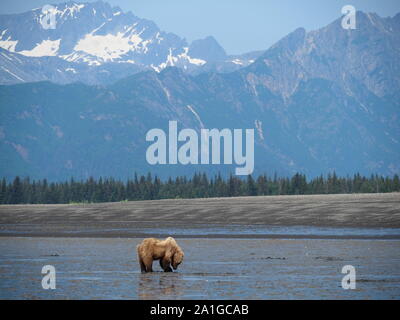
[0,193,399,238]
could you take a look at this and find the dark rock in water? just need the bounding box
[314,256,343,261]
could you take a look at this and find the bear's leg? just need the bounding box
[142,256,153,272]
[139,256,147,273]
[160,258,173,272]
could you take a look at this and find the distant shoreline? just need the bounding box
[1,233,400,240]
[0,193,399,238]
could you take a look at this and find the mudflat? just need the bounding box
[1,193,400,299]
[0,193,399,238]
[1,237,399,299]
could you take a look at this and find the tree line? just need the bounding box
[0,172,399,205]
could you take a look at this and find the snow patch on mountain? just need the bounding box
[232,59,244,65]
[71,22,158,62]
[54,3,85,17]
[74,32,140,61]
[0,30,18,52]
[65,67,77,73]
[255,120,264,141]
[179,47,206,66]
[187,105,205,128]
[0,1,264,83]
[19,39,61,57]
[152,47,206,72]
[1,66,24,81]
[60,51,100,66]
[0,37,18,52]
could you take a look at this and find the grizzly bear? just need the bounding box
[137,237,184,273]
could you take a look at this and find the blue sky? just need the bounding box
[1,0,399,54]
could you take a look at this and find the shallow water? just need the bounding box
[3,223,400,240]
[134,225,400,238]
[0,236,399,299]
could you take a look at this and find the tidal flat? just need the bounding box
[0,193,399,299]
[0,237,399,299]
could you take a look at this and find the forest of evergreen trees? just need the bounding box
[0,172,399,205]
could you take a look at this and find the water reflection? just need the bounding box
[138,272,184,299]
[1,237,399,299]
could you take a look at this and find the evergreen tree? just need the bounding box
[247,175,257,196]
[1,171,399,205]
[10,176,23,204]
[0,178,6,204]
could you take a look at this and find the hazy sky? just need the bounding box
[1,0,399,54]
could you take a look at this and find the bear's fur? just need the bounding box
[136,237,184,273]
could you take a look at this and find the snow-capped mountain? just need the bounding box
[1,11,399,180]
[0,1,261,84]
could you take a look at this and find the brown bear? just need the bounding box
[136,237,184,273]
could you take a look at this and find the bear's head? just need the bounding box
[172,247,184,270]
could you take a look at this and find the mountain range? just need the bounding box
[0,1,261,85]
[0,2,399,181]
